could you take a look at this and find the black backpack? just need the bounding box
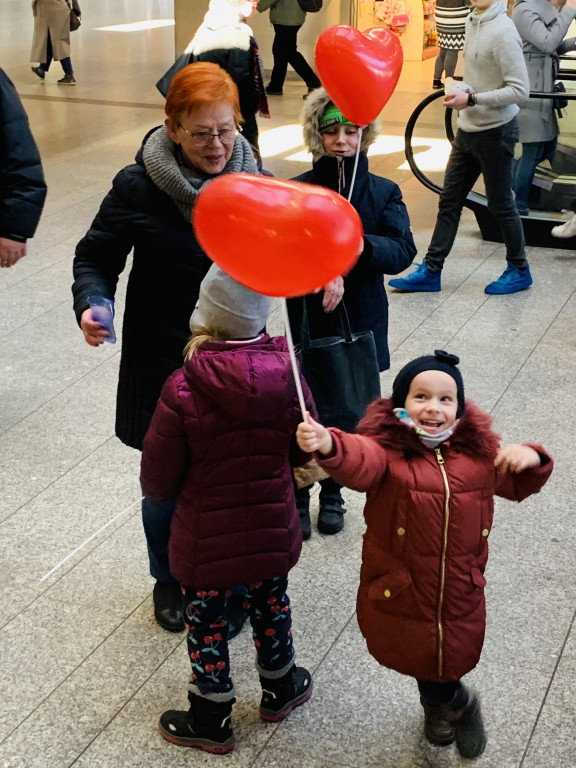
[297,0,323,12]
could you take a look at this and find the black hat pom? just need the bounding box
[434,350,460,366]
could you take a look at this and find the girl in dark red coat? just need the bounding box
[141,264,316,754]
[296,350,553,760]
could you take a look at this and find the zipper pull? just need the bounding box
[435,447,444,464]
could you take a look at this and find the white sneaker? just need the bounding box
[551,214,576,238]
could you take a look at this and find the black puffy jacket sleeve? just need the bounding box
[72,165,141,323]
[0,68,47,241]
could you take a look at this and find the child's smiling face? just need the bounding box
[404,370,459,434]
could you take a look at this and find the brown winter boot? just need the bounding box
[421,686,487,759]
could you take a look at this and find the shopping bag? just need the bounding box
[296,301,381,432]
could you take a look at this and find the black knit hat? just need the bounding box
[392,350,465,417]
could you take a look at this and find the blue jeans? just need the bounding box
[425,118,527,272]
[39,32,73,76]
[514,138,557,211]
[141,496,176,583]
[184,575,295,700]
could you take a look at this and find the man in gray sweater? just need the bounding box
[389,0,532,295]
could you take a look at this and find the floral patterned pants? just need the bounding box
[183,575,295,699]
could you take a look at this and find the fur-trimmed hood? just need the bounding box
[357,397,500,460]
[301,88,380,161]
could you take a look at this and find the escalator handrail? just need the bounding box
[404,87,576,196]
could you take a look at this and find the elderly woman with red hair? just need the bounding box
[72,63,259,632]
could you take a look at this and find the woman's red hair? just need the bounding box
[165,62,242,125]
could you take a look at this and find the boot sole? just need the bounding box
[158,723,235,753]
[260,683,313,722]
[424,728,455,746]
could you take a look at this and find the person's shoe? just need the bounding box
[421,687,486,759]
[432,79,444,89]
[227,593,248,640]
[57,75,76,85]
[303,86,317,100]
[421,698,456,746]
[153,581,185,632]
[159,692,236,753]
[265,85,283,95]
[484,263,532,295]
[317,493,346,535]
[259,665,312,722]
[31,66,45,80]
[551,213,576,238]
[388,262,441,292]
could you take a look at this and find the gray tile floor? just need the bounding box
[1,2,575,767]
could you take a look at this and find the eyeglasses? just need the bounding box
[178,125,239,147]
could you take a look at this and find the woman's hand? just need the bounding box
[321,275,344,312]
[495,444,541,474]
[0,237,26,267]
[80,308,110,347]
[296,412,333,455]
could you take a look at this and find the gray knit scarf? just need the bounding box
[142,125,258,221]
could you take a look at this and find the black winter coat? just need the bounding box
[288,153,417,371]
[0,68,47,242]
[72,129,212,450]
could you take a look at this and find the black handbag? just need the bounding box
[156,51,193,97]
[66,0,81,31]
[296,300,381,432]
[553,82,568,118]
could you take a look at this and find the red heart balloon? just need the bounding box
[315,25,403,126]
[193,174,363,298]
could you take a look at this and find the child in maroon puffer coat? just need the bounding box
[296,350,553,760]
[141,264,316,754]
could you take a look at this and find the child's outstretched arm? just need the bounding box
[296,412,333,455]
[296,413,388,492]
[494,442,553,501]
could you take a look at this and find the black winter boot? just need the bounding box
[259,665,313,722]
[421,687,486,759]
[421,698,455,745]
[153,581,184,632]
[317,493,346,535]
[159,692,236,753]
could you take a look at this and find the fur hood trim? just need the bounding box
[301,88,380,160]
[187,0,252,55]
[358,398,500,460]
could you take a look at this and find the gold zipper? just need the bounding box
[435,447,451,678]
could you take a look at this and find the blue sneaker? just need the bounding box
[388,262,441,292]
[484,264,532,295]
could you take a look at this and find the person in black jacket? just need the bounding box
[287,88,417,538]
[157,0,267,151]
[0,68,47,268]
[72,63,261,633]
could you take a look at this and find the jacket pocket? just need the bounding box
[470,567,487,590]
[367,568,413,602]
